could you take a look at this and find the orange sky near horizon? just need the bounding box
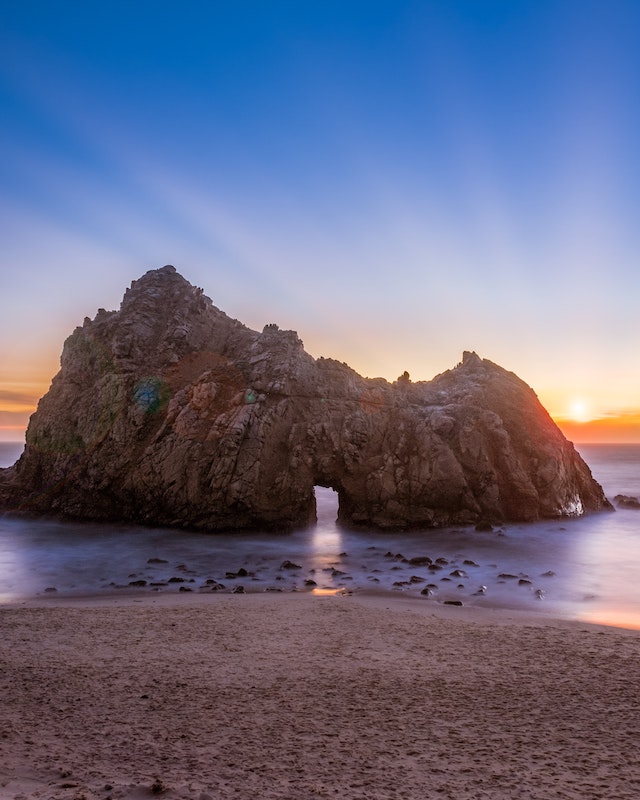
[555,414,640,445]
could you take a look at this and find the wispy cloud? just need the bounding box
[0,389,40,409]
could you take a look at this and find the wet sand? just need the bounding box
[1,592,639,799]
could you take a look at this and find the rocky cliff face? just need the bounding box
[0,266,611,530]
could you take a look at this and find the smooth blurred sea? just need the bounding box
[0,441,639,628]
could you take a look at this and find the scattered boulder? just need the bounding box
[614,494,640,509]
[280,560,302,570]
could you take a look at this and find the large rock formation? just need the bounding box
[0,266,611,530]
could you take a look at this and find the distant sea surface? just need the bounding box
[0,442,24,468]
[0,442,639,629]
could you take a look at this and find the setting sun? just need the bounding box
[568,399,591,423]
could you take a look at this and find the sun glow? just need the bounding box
[568,399,591,423]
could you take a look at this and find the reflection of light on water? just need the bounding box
[564,511,640,631]
[312,587,349,596]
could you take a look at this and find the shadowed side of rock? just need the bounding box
[0,266,612,530]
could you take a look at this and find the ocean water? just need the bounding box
[0,442,639,628]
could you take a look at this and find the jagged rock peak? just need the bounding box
[462,349,481,365]
[120,264,208,312]
[0,266,612,531]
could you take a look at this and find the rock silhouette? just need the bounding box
[0,266,611,530]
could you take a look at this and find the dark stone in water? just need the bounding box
[178,586,193,592]
[147,558,168,564]
[408,556,432,566]
[128,579,147,587]
[203,580,225,590]
[233,585,245,593]
[444,600,464,606]
[475,521,494,532]
[614,494,640,509]
[280,560,302,570]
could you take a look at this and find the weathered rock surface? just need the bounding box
[0,265,612,530]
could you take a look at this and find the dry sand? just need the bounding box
[1,592,639,800]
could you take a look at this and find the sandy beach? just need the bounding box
[0,593,639,800]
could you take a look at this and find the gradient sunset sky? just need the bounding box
[2,1,639,443]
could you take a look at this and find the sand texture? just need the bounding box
[1,593,639,799]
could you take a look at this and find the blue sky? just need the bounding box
[2,0,640,440]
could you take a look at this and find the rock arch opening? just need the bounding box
[313,485,339,525]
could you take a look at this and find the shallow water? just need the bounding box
[0,442,639,628]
